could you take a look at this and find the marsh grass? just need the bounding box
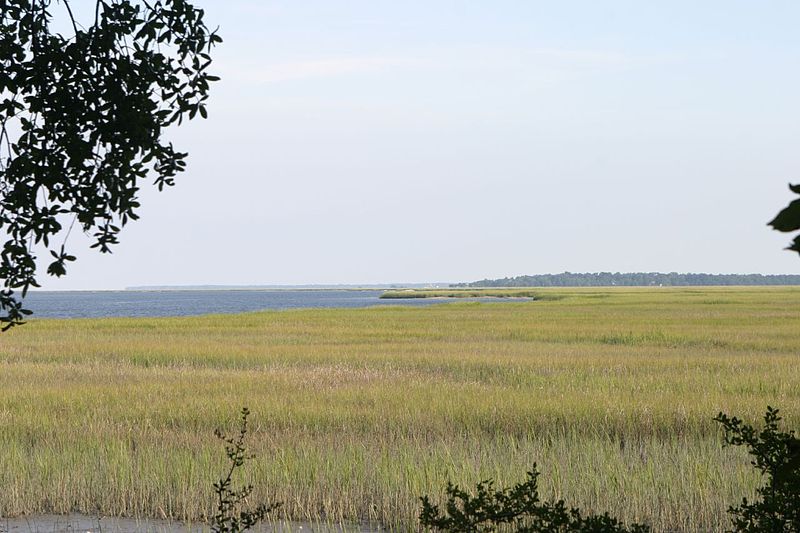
[0,287,799,531]
[379,288,544,299]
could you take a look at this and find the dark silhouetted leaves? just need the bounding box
[419,465,649,533]
[0,0,220,328]
[714,407,800,532]
[768,184,800,255]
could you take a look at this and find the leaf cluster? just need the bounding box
[419,464,649,533]
[714,407,800,532]
[768,183,800,256]
[0,0,220,328]
[212,407,279,533]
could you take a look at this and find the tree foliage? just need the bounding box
[768,184,800,257]
[0,0,220,329]
[714,407,800,532]
[419,464,649,533]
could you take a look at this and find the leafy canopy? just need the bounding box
[0,0,220,329]
[769,184,800,256]
[714,407,800,532]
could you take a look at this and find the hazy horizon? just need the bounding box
[27,270,800,292]
[35,1,800,290]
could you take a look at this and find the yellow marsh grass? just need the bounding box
[0,287,799,531]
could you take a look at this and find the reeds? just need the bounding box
[0,287,798,531]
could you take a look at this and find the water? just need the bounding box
[0,514,379,532]
[22,290,474,319]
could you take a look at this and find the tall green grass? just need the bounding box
[1,287,799,531]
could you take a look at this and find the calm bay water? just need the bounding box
[23,290,457,319]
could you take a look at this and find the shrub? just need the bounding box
[714,406,800,532]
[211,407,280,533]
[419,463,649,532]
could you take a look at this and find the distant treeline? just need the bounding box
[453,272,800,287]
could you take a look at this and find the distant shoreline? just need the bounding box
[454,272,800,288]
[380,285,800,300]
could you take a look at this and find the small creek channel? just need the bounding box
[0,515,382,533]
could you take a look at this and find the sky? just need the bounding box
[39,1,800,289]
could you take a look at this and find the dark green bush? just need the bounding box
[419,464,649,532]
[714,406,800,532]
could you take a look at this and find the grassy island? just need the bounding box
[379,287,541,299]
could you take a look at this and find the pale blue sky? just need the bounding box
[43,1,800,288]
